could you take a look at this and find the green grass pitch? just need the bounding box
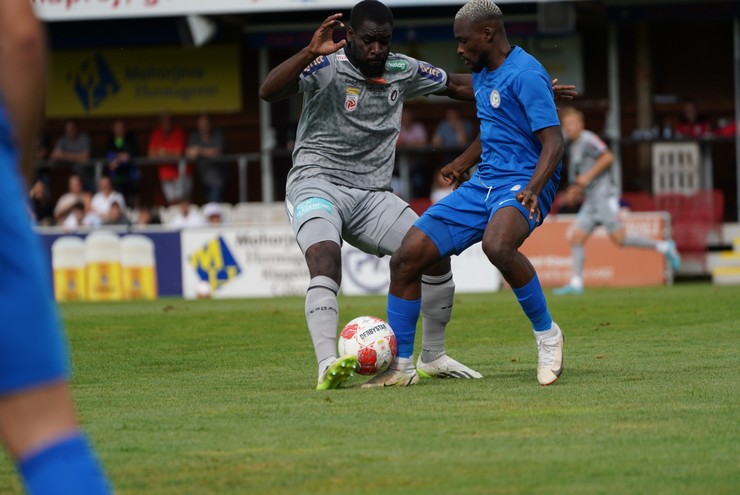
[0,284,738,494]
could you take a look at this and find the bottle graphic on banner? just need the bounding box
[85,230,122,301]
[51,236,87,301]
[121,235,158,300]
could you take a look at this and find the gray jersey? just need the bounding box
[288,49,449,192]
[567,129,613,200]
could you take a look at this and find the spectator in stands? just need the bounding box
[431,108,474,160]
[553,107,681,295]
[148,112,189,206]
[104,119,139,208]
[202,202,224,224]
[62,197,101,232]
[167,197,206,228]
[102,199,129,226]
[396,109,428,198]
[53,173,89,224]
[28,179,54,226]
[186,114,226,203]
[50,119,93,190]
[91,175,126,223]
[35,128,51,185]
[133,206,161,226]
[674,98,712,138]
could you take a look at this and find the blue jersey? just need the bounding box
[471,46,562,186]
[0,92,68,394]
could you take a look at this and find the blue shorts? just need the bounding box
[415,176,558,258]
[0,143,68,394]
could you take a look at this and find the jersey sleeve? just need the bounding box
[297,55,334,93]
[404,58,449,99]
[514,69,561,133]
[584,132,608,159]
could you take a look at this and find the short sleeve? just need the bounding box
[514,70,560,133]
[404,59,449,99]
[297,55,334,93]
[585,133,608,159]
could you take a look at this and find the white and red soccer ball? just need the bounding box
[338,316,397,375]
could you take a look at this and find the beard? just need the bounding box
[357,58,386,78]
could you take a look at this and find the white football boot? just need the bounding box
[535,323,564,386]
[360,357,419,388]
[416,354,483,379]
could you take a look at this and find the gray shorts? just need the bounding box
[575,194,622,233]
[286,178,417,256]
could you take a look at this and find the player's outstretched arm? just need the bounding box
[259,13,347,102]
[440,133,482,188]
[0,0,45,184]
[576,149,614,188]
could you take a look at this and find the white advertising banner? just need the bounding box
[32,0,470,22]
[341,243,502,296]
[181,224,501,299]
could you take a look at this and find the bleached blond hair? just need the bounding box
[455,0,503,22]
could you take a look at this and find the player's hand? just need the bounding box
[552,78,578,101]
[516,189,541,222]
[309,14,347,57]
[575,174,589,188]
[440,160,473,190]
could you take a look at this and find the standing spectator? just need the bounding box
[167,197,206,229]
[674,98,712,138]
[186,114,226,203]
[28,179,54,225]
[50,119,92,190]
[90,175,126,223]
[396,109,428,197]
[104,119,139,208]
[147,112,188,205]
[53,173,88,224]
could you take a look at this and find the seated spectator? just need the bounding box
[395,109,428,197]
[133,206,161,226]
[53,173,89,224]
[62,198,101,232]
[91,175,126,223]
[202,202,224,224]
[674,98,711,138]
[186,114,226,203]
[50,119,93,190]
[102,199,129,226]
[28,179,54,226]
[431,108,474,153]
[148,112,189,205]
[167,197,205,229]
[105,119,139,208]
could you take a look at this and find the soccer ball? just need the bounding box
[338,316,397,375]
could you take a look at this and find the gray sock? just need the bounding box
[624,235,658,249]
[420,271,454,363]
[305,276,340,370]
[572,244,585,282]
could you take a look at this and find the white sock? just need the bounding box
[569,275,584,290]
[318,356,336,380]
[391,356,414,372]
[534,324,558,341]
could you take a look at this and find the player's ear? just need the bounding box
[346,26,355,43]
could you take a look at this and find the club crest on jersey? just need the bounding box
[490,90,501,108]
[345,87,360,112]
[388,86,399,105]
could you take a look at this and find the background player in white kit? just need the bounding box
[260,0,575,389]
[553,107,680,296]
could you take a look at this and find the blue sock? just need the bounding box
[512,275,553,332]
[18,432,111,495]
[387,294,421,358]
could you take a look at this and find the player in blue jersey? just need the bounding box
[365,0,564,387]
[0,1,111,493]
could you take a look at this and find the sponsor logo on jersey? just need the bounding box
[510,184,522,192]
[490,89,501,108]
[295,197,333,219]
[386,59,408,72]
[336,53,348,62]
[417,61,445,83]
[388,86,399,104]
[302,55,330,77]
[345,87,360,111]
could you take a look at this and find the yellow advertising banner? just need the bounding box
[47,45,241,117]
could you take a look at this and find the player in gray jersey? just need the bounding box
[553,107,680,296]
[261,0,575,389]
